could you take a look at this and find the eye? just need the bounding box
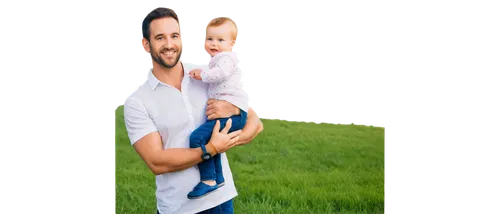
[157,37,163,40]
[207,38,212,41]
[218,39,224,42]
[172,35,179,39]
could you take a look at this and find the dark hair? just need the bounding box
[142,7,179,41]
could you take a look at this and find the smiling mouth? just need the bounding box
[210,49,218,52]
[161,50,176,57]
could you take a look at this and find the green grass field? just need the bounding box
[116,105,384,214]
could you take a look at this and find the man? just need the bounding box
[123,7,263,214]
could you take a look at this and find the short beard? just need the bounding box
[149,44,182,68]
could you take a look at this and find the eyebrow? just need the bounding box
[154,32,180,38]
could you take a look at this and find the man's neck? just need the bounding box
[152,61,184,91]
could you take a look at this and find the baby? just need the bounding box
[187,17,249,199]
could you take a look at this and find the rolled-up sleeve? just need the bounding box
[124,97,158,145]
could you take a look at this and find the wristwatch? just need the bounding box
[200,144,212,160]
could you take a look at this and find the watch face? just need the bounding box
[203,154,210,160]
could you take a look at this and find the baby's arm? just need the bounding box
[189,69,202,80]
[199,55,237,83]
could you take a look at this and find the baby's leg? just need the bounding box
[189,120,218,183]
[198,157,216,183]
[213,154,224,186]
[214,110,248,187]
[187,157,218,199]
[188,118,230,199]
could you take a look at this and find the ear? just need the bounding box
[142,38,151,53]
[230,40,236,48]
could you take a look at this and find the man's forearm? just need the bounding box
[236,108,263,146]
[233,106,241,116]
[146,143,217,175]
[238,122,262,145]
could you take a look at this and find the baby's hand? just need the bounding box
[189,69,202,80]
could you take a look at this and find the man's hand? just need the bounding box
[206,99,240,120]
[208,118,241,153]
[189,69,202,80]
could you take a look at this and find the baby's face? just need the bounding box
[205,23,235,57]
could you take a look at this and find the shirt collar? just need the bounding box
[147,62,191,90]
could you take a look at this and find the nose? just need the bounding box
[164,37,174,49]
[162,37,179,49]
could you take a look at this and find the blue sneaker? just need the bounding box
[187,182,219,199]
[216,173,225,187]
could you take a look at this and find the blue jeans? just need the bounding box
[197,199,234,214]
[156,199,234,214]
[189,110,247,181]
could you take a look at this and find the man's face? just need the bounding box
[147,17,182,68]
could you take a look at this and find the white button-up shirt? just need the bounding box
[124,62,238,214]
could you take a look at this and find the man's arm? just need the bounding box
[236,107,264,146]
[133,132,209,175]
[205,99,264,145]
[125,98,241,175]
